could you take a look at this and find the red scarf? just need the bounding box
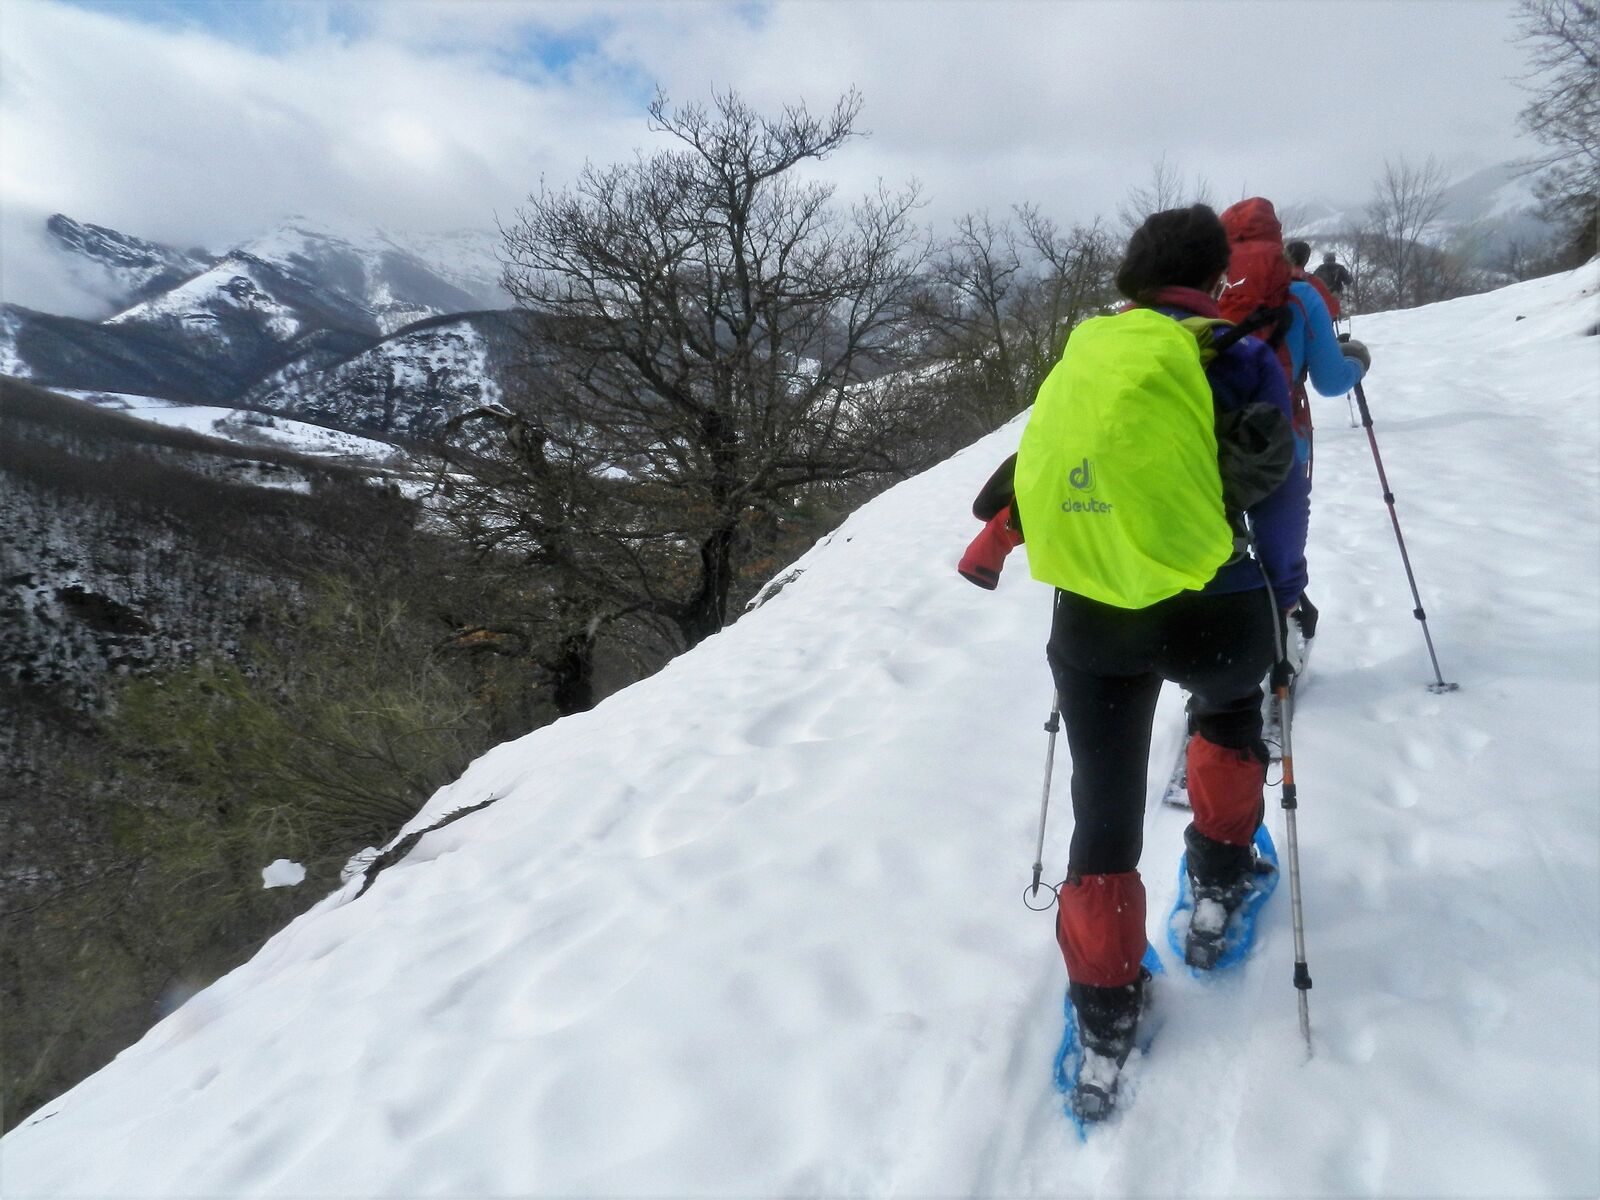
[1139,286,1221,317]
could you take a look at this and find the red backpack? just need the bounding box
[1218,197,1312,434]
[1294,266,1341,321]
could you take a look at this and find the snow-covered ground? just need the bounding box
[61,390,405,464]
[6,266,1598,1197]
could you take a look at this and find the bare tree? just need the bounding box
[918,208,1116,442]
[1274,203,1317,242]
[1360,156,1454,309]
[1118,156,1215,234]
[449,90,929,656]
[1513,0,1600,260]
[1016,208,1121,375]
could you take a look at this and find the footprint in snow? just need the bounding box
[1387,775,1421,810]
[1389,828,1431,869]
[1401,738,1436,771]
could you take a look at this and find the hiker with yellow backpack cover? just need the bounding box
[1008,205,1308,1122]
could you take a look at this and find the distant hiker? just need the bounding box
[1286,239,1341,320]
[1312,250,1353,301]
[1218,200,1370,475]
[1008,205,1308,1121]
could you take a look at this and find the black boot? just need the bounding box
[1067,967,1151,1122]
[1183,823,1264,970]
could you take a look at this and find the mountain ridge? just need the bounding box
[5,215,515,433]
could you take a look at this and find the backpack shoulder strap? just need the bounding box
[1200,307,1287,359]
[1176,315,1233,365]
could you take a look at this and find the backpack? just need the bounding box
[1012,308,1289,609]
[1312,260,1350,295]
[1217,198,1302,377]
[1219,197,1314,437]
[1296,267,1341,321]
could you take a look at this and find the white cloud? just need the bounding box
[0,202,120,317]
[0,0,1533,314]
[611,0,1533,223]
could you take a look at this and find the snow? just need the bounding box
[246,315,502,441]
[1481,173,1544,221]
[106,256,307,342]
[0,308,27,377]
[6,266,1599,1197]
[353,319,500,406]
[401,227,509,304]
[95,218,504,342]
[260,860,306,890]
[239,217,505,330]
[61,390,404,463]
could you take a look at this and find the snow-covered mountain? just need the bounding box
[2,214,512,428]
[0,304,247,401]
[103,249,385,374]
[234,218,505,334]
[246,310,520,439]
[1290,160,1557,263]
[6,264,1597,1197]
[44,214,214,313]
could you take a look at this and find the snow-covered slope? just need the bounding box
[6,267,1598,1197]
[246,311,516,439]
[44,214,213,313]
[1292,160,1557,264]
[101,217,504,341]
[230,218,504,335]
[5,214,512,416]
[55,390,407,465]
[0,308,24,377]
[106,249,383,345]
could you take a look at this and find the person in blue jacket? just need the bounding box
[1287,275,1368,419]
[1284,275,1367,480]
[1219,198,1371,476]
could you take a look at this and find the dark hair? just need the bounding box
[1285,240,1311,268]
[1114,204,1231,300]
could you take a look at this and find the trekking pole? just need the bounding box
[1346,390,1359,428]
[1024,693,1063,911]
[1251,544,1314,1056]
[1352,381,1459,693]
[1025,592,1066,911]
[1270,613,1314,1056]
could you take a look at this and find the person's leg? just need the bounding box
[1156,588,1277,889]
[1053,660,1161,984]
[1046,594,1163,1066]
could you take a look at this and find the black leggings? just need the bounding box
[1047,586,1277,876]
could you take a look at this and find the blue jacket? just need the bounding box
[1154,304,1310,609]
[1288,280,1362,397]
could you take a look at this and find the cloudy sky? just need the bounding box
[1,0,1535,314]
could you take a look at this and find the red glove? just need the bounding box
[958,505,1023,590]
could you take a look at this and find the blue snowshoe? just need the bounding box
[1167,825,1279,973]
[1053,944,1164,1135]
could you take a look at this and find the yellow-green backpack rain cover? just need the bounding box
[1014,309,1235,609]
